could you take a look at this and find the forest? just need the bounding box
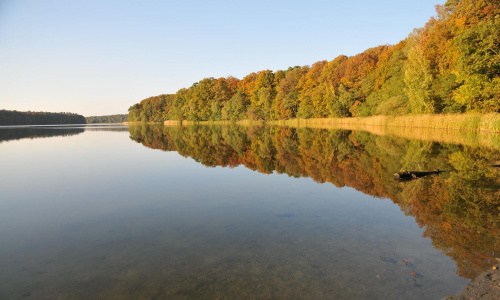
[0,110,86,125]
[129,124,500,280]
[86,114,128,124]
[128,0,500,123]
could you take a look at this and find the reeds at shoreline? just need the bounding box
[266,113,500,133]
[130,113,500,133]
[266,114,500,148]
[125,114,500,148]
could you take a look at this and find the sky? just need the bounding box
[0,0,444,116]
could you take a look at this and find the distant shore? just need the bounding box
[0,110,86,126]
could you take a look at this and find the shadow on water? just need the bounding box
[129,124,500,280]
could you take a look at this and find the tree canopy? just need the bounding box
[86,114,128,124]
[129,0,500,122]
[0,110,86,125]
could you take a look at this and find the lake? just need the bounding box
[0,124,499,299]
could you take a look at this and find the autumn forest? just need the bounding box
[128,0,500,123]
[0,110,86,126]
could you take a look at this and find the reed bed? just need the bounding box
[267,114,500,149]
[181,120,264,126]
[159,113,500,132]
[270,113,500,133]
[136,114,500,148]
[123,121,162,125]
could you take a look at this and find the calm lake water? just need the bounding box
[0,124,499,299]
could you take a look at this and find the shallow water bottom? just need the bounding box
[0,128,471,299]
[1,184,467,300]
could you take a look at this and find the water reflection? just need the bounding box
[0,126,85,142]
[129,124,500,279]
[0,125,130,143]
[0,124,497,299]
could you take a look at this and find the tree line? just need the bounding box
[0,110,86,125]
[129,0,499,123]
[86,114,128,123]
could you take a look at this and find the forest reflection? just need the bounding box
[129,124,500,280]
[0,125,130,143]
[0,127,85,143]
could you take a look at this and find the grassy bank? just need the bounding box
[140,113,500,132]
[147,114,500,149]
[290,120,500,149]
[264,114,500,149]
[267,113,500,133]
[123,121,163,125]
[184,120,266,126]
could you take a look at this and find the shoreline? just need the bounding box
[125,113,500,133]
[443,263,500,300]
[267,114,500,134]
[125,114,500,149]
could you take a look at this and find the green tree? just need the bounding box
[404,31,435,113]
[452,17,500,112]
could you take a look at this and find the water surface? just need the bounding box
[0,124,498,299]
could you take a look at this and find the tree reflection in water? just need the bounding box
[129,124,500,279]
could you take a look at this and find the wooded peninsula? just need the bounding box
[128,0,500,128]
[86,114,128,124]
[0,110,86,126]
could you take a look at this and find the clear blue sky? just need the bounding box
[0,0,444,116]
